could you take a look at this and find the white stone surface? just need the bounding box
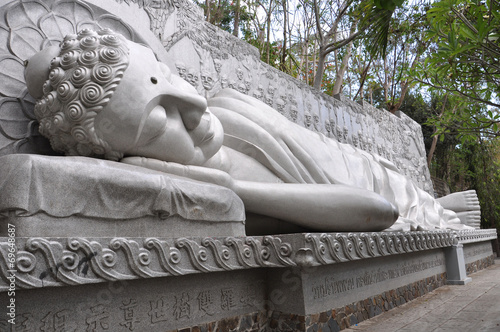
[0,154,245,237]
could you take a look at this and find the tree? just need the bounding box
[448,138,500,230]
[402,91,500,232]
[358,4,429,113]
[311,0,361,89]
[413,0,500,136]
[196,0,252,36]
[309,0,415,95]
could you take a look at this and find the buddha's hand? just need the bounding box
[121,156,235,190]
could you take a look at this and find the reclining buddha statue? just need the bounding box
[23,28,474,234]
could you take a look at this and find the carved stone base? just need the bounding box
[0,230,496,331]
[463,240,496,275]
[0,154,246,238]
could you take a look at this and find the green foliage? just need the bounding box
[426,99,499,143]
[374,0,405,11]
[402,92,500,232]
[357,3,428,113]
[446,138,500,231]
[412,0,500,137]
[195,0,252,35]
[358,0,397,58]
[243,32,283,67]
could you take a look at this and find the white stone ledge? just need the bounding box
[454,229,498,244]
[2,229,495,291]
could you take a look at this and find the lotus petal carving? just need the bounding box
[9,27,45,60]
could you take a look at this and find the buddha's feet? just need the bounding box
[456,210,481,229]
[436,190,480,212]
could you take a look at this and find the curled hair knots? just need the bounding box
[49,67,65,88]
[33,28,130,159]
[79,50,99,67]
[92,64,113,85]
[80,82,104,107]
[80,36,99,51]
[57,81,77,103]
[65,101,86,123]
[71,66,91,88]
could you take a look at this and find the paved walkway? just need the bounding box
[344,258,500,332]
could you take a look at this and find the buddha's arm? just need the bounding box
[233,181,398,231]
[122,157,398,231]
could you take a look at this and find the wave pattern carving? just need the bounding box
[0,230,484,291]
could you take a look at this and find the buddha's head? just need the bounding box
[25,29,223,165]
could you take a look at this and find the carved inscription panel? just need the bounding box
[302,250,446,314]
[1,269,266,331]
[463,242,494,264]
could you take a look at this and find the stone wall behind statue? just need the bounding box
[0,0,433,195]
[106,0,433,195]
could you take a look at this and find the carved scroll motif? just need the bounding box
[0,230,491,291]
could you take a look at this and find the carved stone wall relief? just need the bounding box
[0,0,435,194]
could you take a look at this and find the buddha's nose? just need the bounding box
[158,88,208,130]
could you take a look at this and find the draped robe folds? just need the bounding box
[207,89,463,230]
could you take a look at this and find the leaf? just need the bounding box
[461,27,477,41]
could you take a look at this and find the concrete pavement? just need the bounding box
[344,258,500,332]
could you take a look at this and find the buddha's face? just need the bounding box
[304,112,312,127]
[324,120,331,133]
[95,42,223,165]
[200,71,215,90]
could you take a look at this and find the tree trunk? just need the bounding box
[332,40,354,95]
[233,0,240,37]
[266,11,271,64]
[311,42,317,86]
[304,39,309,83]
[313,47,326,89]
[205,0,211,22]
[280,0,287,71]
[427,94,448,167]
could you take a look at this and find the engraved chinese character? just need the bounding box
[148,298,169,324]
[221,288,236,310]
[173,292,191,320]
[40,310,72,332]
[197,290,214,316]
[240,286,256,307]
[86,305,109,332]
[120,299,140,331]
[11,313,34,332]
